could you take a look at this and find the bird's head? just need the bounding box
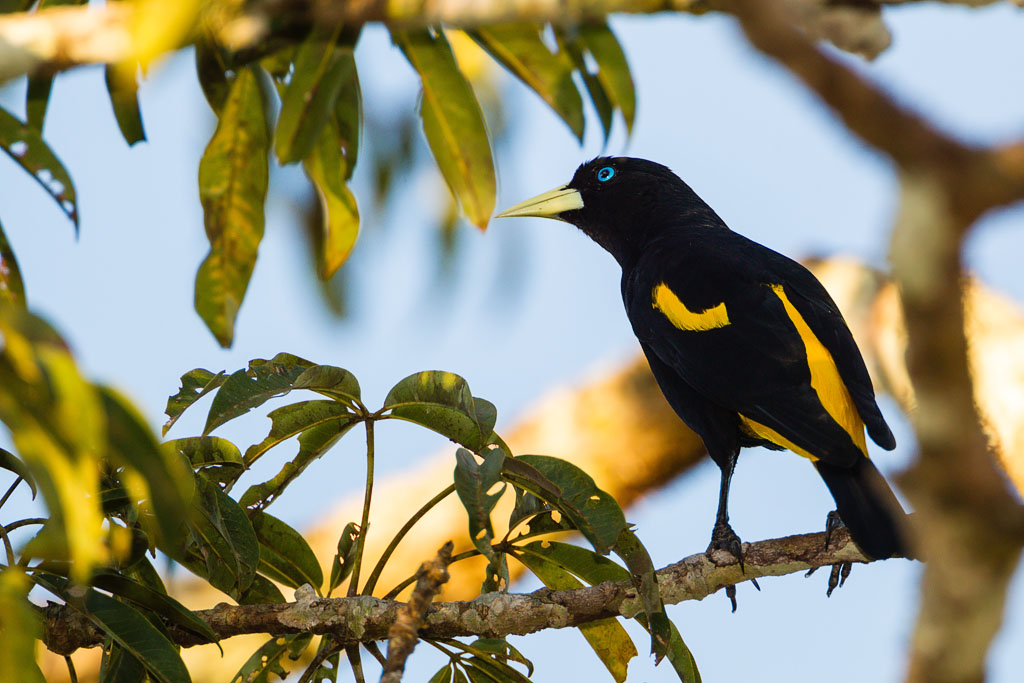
[496,157,717,267]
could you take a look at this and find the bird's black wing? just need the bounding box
[623,229,881,466]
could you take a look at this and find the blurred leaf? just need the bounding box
[328,522,359,593]
[304,118,360,279]
[0,219,26,308]
[166,436,243,470]
[0,569,45,683]
[127,0,200,73]
[454,447,507,590]
[195,41,231,114]
[334,57,362,179]
[384,370,489,451]
[276,35,354,165]
[395,29,496,229]
[613,528,671,663]
[100,642,147,683]
[203,354,314,435]
[0,106,78,230]
[187,478,259,597]
[579,23,636,134]
[514,455,626,554]
[239,404,357,510]
[251,510,324,592]
[33,573,192,683]
[128,557,167,595]
[553,27,613,144]
[102,387,194,548]
[163,368,226,435]
[105,65,146,146]
[195,66,270,347]
[0,446,35,498]
[25,74,53,131]
[470,24,583,141]
[513,547,636,682]
[90,571,218,644]
[233,633,313,683]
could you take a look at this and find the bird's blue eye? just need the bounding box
[597,166,615,182]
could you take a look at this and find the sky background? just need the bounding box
[2,3,1023,682]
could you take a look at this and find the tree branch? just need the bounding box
[41,528,890,657]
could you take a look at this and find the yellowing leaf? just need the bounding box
[394,29,496,229]
[195,67,269,347]
[127,0,201,73]
[304,119,360,279]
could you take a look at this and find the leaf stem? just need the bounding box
[347,419,375,597]
[361,483,456,596]
[0,476,23,511]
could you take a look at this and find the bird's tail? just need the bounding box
[814,458,909,559]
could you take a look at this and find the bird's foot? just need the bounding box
[803,511,852,596]
[706,522,758,612]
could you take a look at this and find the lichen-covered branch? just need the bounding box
[41,528,887,657]
[728,3,1024,682]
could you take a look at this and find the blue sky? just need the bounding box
[1,4,1023,681]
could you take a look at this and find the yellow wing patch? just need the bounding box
[768,284,868,456]
[652,282,730,332]
[739,415,818,461]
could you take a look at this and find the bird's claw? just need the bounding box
[824,510,845,549]
[706,521,745,572]
[826,562,852,597]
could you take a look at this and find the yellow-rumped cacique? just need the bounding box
[496,156,908,571]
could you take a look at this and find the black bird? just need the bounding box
[497,157,907,573]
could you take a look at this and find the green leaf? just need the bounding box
[194,40,231,115]
[25,74,53,132]
[470,24,584,141]
[187,478,259,598]
[513,547,636,683]
[334,56,361,179]
[613,528,671,662]
[328,522,360,593]
[0,106,78,230]
[203,354,314,435]
[464,655,533,683]
[239,403,357,511]
[0,446,35,498]
[293,365,361,404]
[514,455,626,554]
[105,65,147,146]
[276,35,355,165]
[100,643,147,683]
[233,634,312,683]
[454,448,508,591]
[579,23,636,134]
[251,511,324,592]
[303,117,360,279]
[0,569,45,683]
[238,573,286,605]
[163,368,227,435]
[33,573,192,683]
[383,370,488,450]
[102,388,194,548]
[447,638,534,679]
[427,665,454,683]
[90,571,218,644]
[517,540,629,584]
[195,66,270,347]
[0,218,26,308]
[553,27,613,144]
[166,436,243,470]
[395,29,496,229]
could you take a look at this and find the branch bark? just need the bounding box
[41,528,891,657]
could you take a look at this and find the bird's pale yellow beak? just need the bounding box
[495,185,583,221]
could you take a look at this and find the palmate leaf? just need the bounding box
[453,447,508,591]
[195,66,270,347]
[33,573,192,683]
[383,370,493,451]
[469,23,584,141]
[0,106,78,230]
[250,511,324,592]
[394,28,496,229]
[242,399,355,466]
[90,571,218,644]
[203,354,315,435]
[185,477,260,598]
[233,633,313,683]
[513,546,636,682]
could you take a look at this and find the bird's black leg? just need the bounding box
[706,460,744,571]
